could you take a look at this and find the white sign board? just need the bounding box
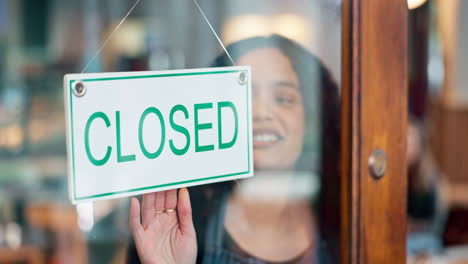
[64,67,253,204]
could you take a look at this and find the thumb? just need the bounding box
[177,188,195,235]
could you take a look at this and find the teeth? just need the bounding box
[253,133,280,142]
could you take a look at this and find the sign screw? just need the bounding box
[238,71,247,85]
[73,81,86,97]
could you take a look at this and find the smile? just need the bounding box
[253,133,280,142]
[253,131,283,148]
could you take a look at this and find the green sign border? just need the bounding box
[69,70,251,202]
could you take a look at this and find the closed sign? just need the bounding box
[64,67,253,204]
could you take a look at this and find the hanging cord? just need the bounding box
[80,0,235,73]
[192,0,236,66]
[81,0,142,73]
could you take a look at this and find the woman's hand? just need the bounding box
[129,188,197,264]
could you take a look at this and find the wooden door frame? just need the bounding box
[341,0,408,263]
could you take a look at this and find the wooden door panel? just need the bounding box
[342,0,408,263]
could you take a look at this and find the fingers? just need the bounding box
[142,193,155,228]
[165,189,178,211]
[154,191,166,212]
[129,198,143,242]
[177,188,195,235]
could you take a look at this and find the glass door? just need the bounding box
[0,0,409,263]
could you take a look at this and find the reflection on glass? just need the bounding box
[0,1,341,263]
[128,35,340,263]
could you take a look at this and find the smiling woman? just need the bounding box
[241,48,305,170]
[127,34,340,264]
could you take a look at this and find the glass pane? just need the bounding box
[0,0,341,263]
[407,0,468,262]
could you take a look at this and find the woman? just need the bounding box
[127,35,340,264]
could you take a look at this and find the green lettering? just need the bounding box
[116,111,136,163]
[138,107,166,159]
[169,105,190,155]
[194,103,214,152]
[85,112,112,166]
[218,101,238,149]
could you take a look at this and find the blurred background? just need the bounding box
[0,0,467,263]
[406,0,468,263]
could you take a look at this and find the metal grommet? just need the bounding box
[238,71,247,85]
[368,149,387,180]
[73,81,86,97]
